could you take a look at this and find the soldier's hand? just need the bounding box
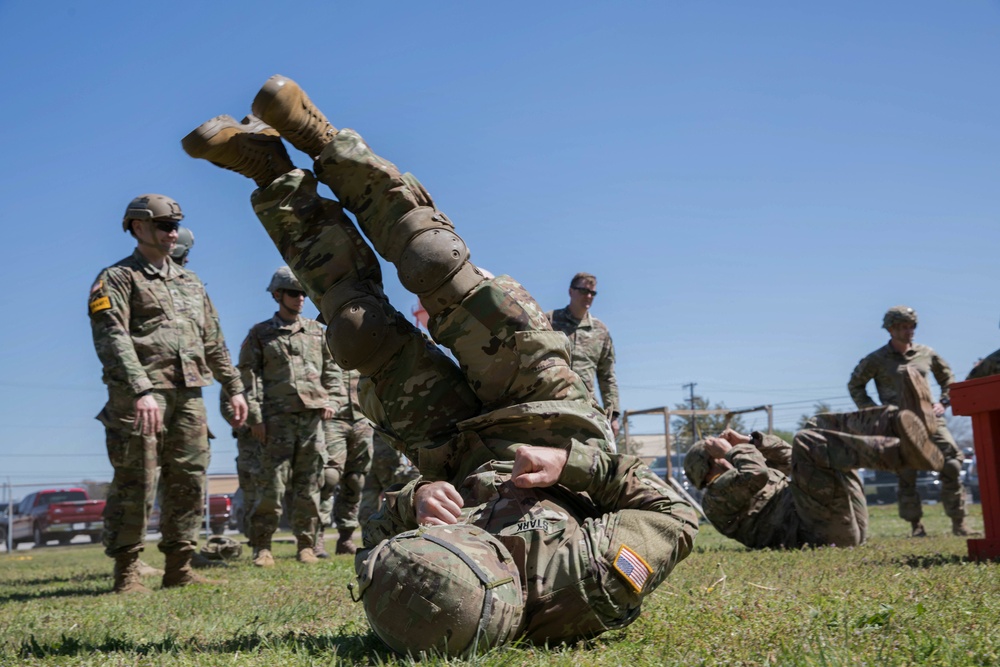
[512,446,569,489]
[703,437,733,459]
[415,481,464,525]
[720,429,751,446]
[134,394,162,436]
[321,407,335,420]
[230,394,249,428]
[250,423,266,442]
[933,402,946,418]
[610,417,620,438]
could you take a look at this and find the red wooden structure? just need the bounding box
[950,374,1000,560]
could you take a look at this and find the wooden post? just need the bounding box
[950,374,1000,560]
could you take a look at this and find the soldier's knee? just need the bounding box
[940,458,962,482]
[321,286,408,375]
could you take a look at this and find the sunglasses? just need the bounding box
[282,289,306,299]
[149,219,180,233]
[571,286,598,297]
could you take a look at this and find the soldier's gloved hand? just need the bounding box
[703,437,733,459]
[250,423,267,442]
[719,429,751,447]
[134,393,163,436]
[415,481,464,526]
[512,446,569,489]
[230,394,249,428]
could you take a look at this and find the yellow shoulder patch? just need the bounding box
[89,296,111,314]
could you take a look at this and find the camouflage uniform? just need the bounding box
[546,307,620,420]
[968,349,1000,380]
[221,390,259,541]
[848,343,966,523]
[365,441,698,644]
[238,313,334,547]
[89,250,243,557]
[700,416,897,549]
[319,367,373,533]
[358,431,418,527]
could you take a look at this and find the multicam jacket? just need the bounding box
[967,348,1000,381]
[329,367,366,422]
[848,343,954,408]
[89,249,243,397]
[546,307,619,418]
[363,441,699,644]
[701,434,798,550]
[238,314,336,425]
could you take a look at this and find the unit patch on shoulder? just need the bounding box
[89,296,111,314]
[612,544,652,593]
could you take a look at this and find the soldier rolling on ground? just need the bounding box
[182,74,697,655]
[848,306,977,537]
[547,273,621,438]
[318,367,373,556]
[89,194,247,593]
[685,368,946,550]
[238,267,336,566]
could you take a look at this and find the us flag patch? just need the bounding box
[613,544,652,593]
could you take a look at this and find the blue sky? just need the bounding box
[1,1,998,494]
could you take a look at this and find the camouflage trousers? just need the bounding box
[250,129,607,482]
[251,410,324,545]
[897,418,965,522]
[234,428,260,542]
[97,387,209,556]
[319,418,373,531]
[359,432,419,528]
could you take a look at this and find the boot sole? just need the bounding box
[896,411,944,471]
[899,366,938,436]
[181,114,279,158]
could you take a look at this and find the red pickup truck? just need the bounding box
[6,488,105,547]
[147,494,233,536]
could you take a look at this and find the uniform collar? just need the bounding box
[131,248,175,280]
[271,312,303,332]
[562,306,593,328]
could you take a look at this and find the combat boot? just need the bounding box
[252,536,275,568]
[296,535,319,565]
[893,411,945,471]
[252,75,338,158]
[952,518,983,537]
[898,366,938,436]
[191,550,230,569]
[113,552,152,594]
[314,528,330,559]
[135,558,164,578]
[182,114,295,187]
[162,551,228,588]
[910,520,928,538]
[335,528,357,555]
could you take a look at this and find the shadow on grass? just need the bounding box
[0,572,108,603]
[17,629,391,662]
[890,553,967,568]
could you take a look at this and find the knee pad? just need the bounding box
[321,282,408,376]
[388,207,485,315]
[941,458,962,481]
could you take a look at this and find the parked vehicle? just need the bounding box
[0,500,16,548]
[964,456,980,503]
[648,453,703,503]
[6,488,105,547]
[858,469,940,505]
[147,494,232,535]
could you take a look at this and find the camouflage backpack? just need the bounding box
[353,523,524,657]
[200,535,243,561]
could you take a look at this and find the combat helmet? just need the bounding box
[171,226,195,265]
[122,194,184,232]
[883,305,918,330]
[353,524,524,657]
[683,440,712,490]
[266,266,302,293]
[199,535,243,561]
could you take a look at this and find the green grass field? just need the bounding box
[1,505,996,666]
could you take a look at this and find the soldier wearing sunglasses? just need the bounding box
[547,273,621,438]
[89,194,247,593]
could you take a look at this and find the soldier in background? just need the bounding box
[318,368,373,556]
[169,226,195,266]
[182,74,697,654]
[357,432,418,530]
[238,267,336,566]
[848,306,975,537]
[221,389,259,547]
[89,194,247,593]
[685,369,945,550]
[547,273,621,437]
[967,318,1000,380]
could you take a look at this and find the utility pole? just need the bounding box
[682,382,698,446]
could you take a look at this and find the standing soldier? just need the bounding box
[170,226,195,266]
[848,305,976,536]
[358,432,418,531]
[547,273,621,437]
[318,368,373,555]
[221,389,259,547]
[239,267,335,566]
[89,194,247,593]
